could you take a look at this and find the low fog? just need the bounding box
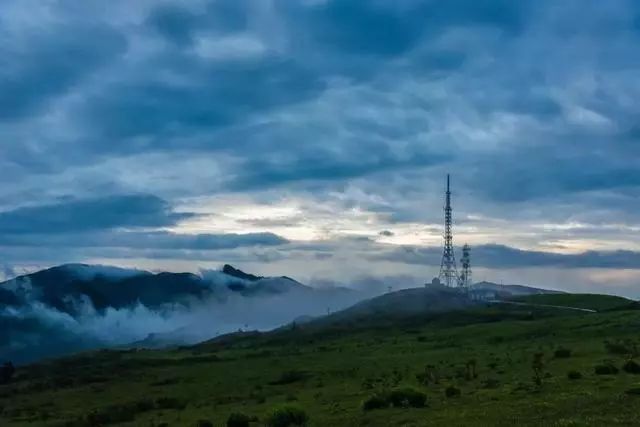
[0,265,370,364]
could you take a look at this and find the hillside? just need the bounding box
[471,281,564,299]
[301,284,477,329]
[513,293,636,312]
[2,300,640,426]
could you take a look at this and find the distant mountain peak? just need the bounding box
[56,263,150,280]
[222,264,263,282]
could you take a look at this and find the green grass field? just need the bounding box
[2,297,640,426]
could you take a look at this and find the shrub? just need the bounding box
[151,377,180,387]
[594,364,619,375]
[482,378,500,389]
[445,386,461,398]
[388,388,427,408]
[604,340,636,356]
[84,399,154,425]
[135,400,155,412]
[416,365,439,385]
[264,405,309,427]
[465,359,478,380]
[226,413,250,427]
[567,370,582,380]
[155,397,186,410]
[625,387,640,396]
[362,394,389,411]
[532,353,545,386]
[554,348,572,359]
[270,370,307,386]
[623,360,640,374]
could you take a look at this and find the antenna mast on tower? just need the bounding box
[459,244,472,289]
[438,174,459,287]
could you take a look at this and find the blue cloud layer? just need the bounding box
[0,195,192,234]
[1,0,639,290]
[373,244,640,269]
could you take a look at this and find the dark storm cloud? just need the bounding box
[294,0,528,56]
[146,3,201,46]
[1,0,640,279]
[0,195,193,234]
[302,1,425,56]
[0,22,126,121]
[1,0,531,179]
[0,230,288,250]
[374,244,640,270]
[229,146,449,190]
[146,1,249,45]
[81,58,324,141]
[467,137,640,204]
[27,0,521,158]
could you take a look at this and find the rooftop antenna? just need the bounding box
[438,174,459,287]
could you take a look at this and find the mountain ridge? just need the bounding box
[0,263,361,363]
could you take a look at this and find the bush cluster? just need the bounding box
[362,388,427,411]
[554,348,572,359]
[604,340,637,356]
[362,394,388,411]
[623,360,640,374]
[388,388,427,408]
[227,413,251,427]
[445,386,461,398]
[155,397,186,410]
[264,405,309,427]
[594,364,619,375]
[567,370,582,380]
[482,378,500,389]
[269,370,307,386]
[85,399,155,425]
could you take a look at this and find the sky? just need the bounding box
[1,0,639,297]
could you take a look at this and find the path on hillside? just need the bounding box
[490,300,598,313]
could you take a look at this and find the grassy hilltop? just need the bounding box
[2,293,640,426]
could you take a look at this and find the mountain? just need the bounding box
[0,263,568,364]
[0,263,360,364]
[222,270,312,296]
[222,264,263,282]
[1,264,204,315]
[0,264,317,316]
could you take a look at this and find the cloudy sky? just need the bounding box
[1,0,639,296]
